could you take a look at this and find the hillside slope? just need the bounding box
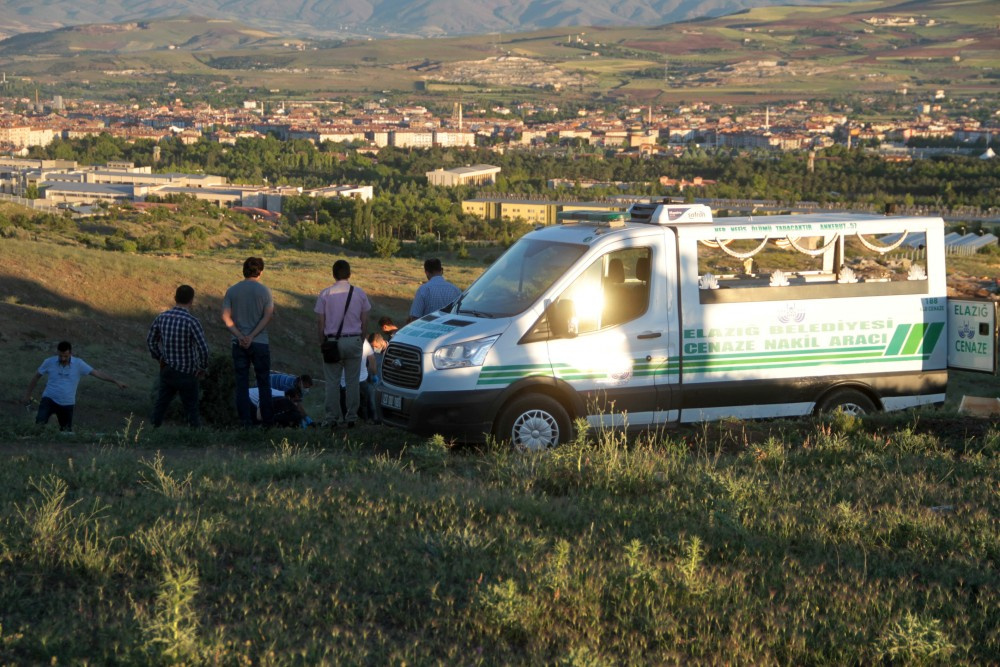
[0,0,995,105]
[0,17,294,56]
[0,239,432,430]
[0,0,866,39]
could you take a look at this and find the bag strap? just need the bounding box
[333,286,354,339]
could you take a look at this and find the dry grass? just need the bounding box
[0,238,481,430]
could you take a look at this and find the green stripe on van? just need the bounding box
[901,323,926,355]
[884,324,911,356]
[923,321,944,354]
[475,325,942,387]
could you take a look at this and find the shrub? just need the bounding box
[371,235,400,258]
[199,354,237,428]
[105,234,137,253]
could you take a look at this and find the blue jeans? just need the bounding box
[233,341,272,426]
[36,397,74,431]
[151,366,201,428]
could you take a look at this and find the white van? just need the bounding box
[378,202,996,449]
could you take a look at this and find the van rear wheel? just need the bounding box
[496,394,571,451]
[816,389,877,416]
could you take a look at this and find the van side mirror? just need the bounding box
[549,299,577,338]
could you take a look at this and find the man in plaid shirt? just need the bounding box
[147,284,210,427]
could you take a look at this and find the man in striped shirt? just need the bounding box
[147,284,210,427]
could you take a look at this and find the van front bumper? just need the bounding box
[376,385,502,443]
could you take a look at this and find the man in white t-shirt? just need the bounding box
[24,340,127,432]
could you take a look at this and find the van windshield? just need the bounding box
[457,239,588,317]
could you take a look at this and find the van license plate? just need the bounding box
[381,393,402,410]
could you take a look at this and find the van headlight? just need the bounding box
[432,335,500,370]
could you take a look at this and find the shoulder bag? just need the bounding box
[320,286,354,364]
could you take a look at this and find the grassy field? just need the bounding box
[0,411,997,663]
[1,234,999,663]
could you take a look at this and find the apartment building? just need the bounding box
[391,130,434,148]
[426,164,501,187]
[462,197,625,225]
[0,124,56,149]
[433,130,476,147]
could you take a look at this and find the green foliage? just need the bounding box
[137,231,186,253]
[141,563,203,663]
[105,233,138,253]
[370,234,401,258]
[198,354,237,428]
[139,452,193,499]
[0,414,997,664]
[14,474,120,574]
[24,135,1000,254]
[876,612,957,664]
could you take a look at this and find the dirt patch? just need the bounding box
[949,272,1000,299]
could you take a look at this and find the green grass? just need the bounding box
[0,414,996,663]
[1,216,999,662]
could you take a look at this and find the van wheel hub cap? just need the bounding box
[513,410,559,450]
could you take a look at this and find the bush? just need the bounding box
[106,234,137,253]
[199,354,237,428]
[371,235,400,258]
[137,232,186,253]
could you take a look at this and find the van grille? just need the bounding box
[383,343,422,389]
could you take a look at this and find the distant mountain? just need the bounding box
[0,0,864,39]
[0,17,290,56]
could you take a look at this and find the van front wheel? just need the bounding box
[816,388,877,416]
[496,394,571,451]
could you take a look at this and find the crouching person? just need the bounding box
[250,385,311,428]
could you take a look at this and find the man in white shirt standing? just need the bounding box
[408,258,461,323]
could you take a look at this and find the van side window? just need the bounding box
[561,248,652,333]
[695,230,930,303]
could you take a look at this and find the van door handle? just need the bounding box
[637,332,662,339]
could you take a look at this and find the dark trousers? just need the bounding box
[151,366,201,427]
[36,397,74,431]
[339,380,379,422]
[233,341,272,427]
